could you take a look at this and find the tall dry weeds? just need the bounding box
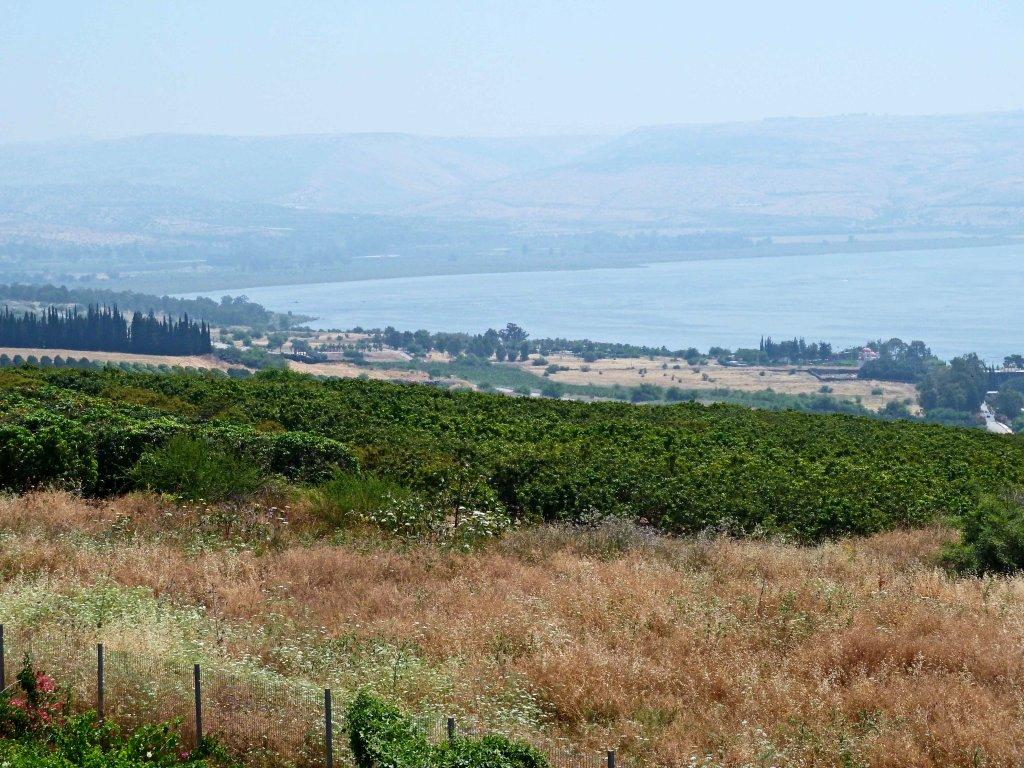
[1,492,1022,767]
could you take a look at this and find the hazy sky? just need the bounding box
[1,0,1022,141]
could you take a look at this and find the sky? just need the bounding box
[1,0,1022,142]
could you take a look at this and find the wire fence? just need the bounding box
[0,624,619,768]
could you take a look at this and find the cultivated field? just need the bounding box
[287,358,449,383]
[0,346,233,370]
[1,491,1020,767]
[515,355,920,411]
[0,338,921,410]
[0,345,465,386]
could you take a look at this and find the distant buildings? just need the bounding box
[858,346,879,363]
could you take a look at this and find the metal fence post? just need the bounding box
[607,750,616,768]
[193,664,203,746]
[447,716,455,743]
[324,689,333,768]
[0,624,5,691]
[96,644,105,723]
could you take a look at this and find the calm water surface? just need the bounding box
[196,245,1024,362]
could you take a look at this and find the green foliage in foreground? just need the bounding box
[2,367,1024,541]
[942,492,1024,575]
[0,657,228,768]
[0,718,224,768]
[346,691,548,768]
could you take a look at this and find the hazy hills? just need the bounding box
[414,112,1024,229]
[0,133,604,215]
[2,111,1023,231]
[1,111,1022,291]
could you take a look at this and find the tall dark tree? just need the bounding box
[0,304,211,356]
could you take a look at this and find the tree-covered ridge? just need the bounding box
[0,283,305,329]
[2,367,1022,542]
[0,304,211,355]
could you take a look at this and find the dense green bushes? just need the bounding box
[2,367,1023,540]
[346,691,547,768]
[942,492,1024,575]
[0,370,357,498]
[0,417,97,494]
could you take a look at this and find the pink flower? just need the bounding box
[35,673,56,693]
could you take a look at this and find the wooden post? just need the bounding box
[193,664,203,746]
[447,716,455,743]
[324,689,333,768]
[0,624,5,691]
[96,644,105,723]
[607,750,616,768]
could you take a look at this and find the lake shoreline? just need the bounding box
[186,243,1024,363]
[173,234,1021,296]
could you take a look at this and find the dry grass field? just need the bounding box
[514,355,920,412]
[1,491,1019,767]
[287,358,448,383]
[0,347,233,371]
[0,340,918,411]
[0,345,457,386]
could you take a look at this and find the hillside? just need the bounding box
[2,112,1022,229]
[3,490,1020,767]
[3,366,1024,765]
[423,112,1024,229]
[0,133,604,214]
[2,366,1022,539]
[2,112,1023,291]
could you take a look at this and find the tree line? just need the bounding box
[350,323,699,362]
[0,304,211,355]
[0,283,301,330]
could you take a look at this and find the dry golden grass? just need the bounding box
[513,355,920,412]
[3,492,1022,766]
[285,359,431,381]
[0,347,232,370]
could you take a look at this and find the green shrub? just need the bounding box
[131,435,265,501]
[0,656,66,739]
[0,657,227,768]
[0,416,97,494]
[347,690,431,768]
[630,383,663,403]
[942,491,1024,574]
[203,426,357,483]
[0,715,227,768]
[434,735,549,768]
[310,472,411,528]
[346,691,547,768]
[539,381,563,399]
[265,431,358,483]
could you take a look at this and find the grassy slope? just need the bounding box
[1,491,1022,767]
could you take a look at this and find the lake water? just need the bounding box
[195,245,1024,362]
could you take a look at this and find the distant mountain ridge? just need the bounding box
[2,111,1023,232]
[411,112,1024,228]
[0,133,606,215]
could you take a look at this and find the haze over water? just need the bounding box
[200,245,1024,363]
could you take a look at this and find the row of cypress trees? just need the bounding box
[0,304,212,355]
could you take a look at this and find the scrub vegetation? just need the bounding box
[3,367,1024,766]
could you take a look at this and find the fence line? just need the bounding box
[0,624,619,768]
